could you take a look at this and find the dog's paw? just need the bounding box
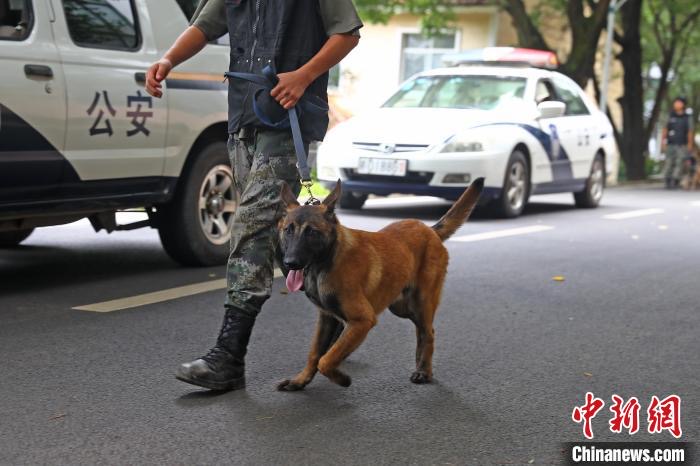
[276,379,306,392]
[335,372,352,388]
[321,369,351,387]
[410,371,432,384]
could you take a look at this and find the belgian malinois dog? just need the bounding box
[277,178,484,390]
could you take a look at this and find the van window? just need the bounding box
[62,0,140,51]
[0,0,32,41]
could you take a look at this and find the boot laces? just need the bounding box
[201,346,232,366]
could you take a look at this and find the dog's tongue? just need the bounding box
[286,269,304,293]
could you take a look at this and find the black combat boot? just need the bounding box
[175,310,256,391]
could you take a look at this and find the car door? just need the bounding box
[550,75,596,180]
[534,78,579,186]
[0,0,69,202]
[50,0,166,186]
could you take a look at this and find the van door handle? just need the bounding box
[134,72,146,85]
[24,64,53,79]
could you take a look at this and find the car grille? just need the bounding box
[343,169,433,185]
[352,142,430,153]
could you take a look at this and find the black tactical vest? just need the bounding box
[226,0,330,142]
[666,112,691,146]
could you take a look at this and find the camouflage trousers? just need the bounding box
[225,129,302,318]
[665,145,688,181]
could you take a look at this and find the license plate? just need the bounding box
[357,158,407,177]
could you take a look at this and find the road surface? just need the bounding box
[1,185,698,465]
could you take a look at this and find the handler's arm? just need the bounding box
[271,34,360,109]
[145,26,208,98]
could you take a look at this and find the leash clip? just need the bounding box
[302,180,321,206]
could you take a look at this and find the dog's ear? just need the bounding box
[322,179,342,213]
[280,182,300,209]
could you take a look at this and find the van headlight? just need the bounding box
[440,134,484,153]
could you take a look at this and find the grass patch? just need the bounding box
[299,170,331,199]
[307,182,330,198]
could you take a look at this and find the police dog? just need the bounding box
[276,178,484,390]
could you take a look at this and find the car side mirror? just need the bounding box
[537,101,566,119]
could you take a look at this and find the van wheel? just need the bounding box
[574,154,605,208]
[339,191,367,210]
[490,150,530,218]
[157,141,236,266]
[0,228,34,248]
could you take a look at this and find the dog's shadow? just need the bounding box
[174,374,488,436]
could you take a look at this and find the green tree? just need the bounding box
[640,0,700,143]
[499,0,700,179]
[610,0,645,180]
[355,0,456,34]
[499,0,612,88]
[608,0,700,179]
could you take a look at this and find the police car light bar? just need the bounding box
[443,47,559,69]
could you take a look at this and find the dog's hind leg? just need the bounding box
[277,311,343,391]
[410,246,448,384]
[409,308,436,384]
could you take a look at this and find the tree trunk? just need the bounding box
[644,50,675,145]
[616,0,646,180]
[501,0,551,52]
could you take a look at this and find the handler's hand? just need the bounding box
[271,70,312,110]
[145,58,173,98]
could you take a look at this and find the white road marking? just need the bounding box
[691,200,700,207]
[79,223,555,310]
[366,196,446,206]
[49,212,150,230]
[74,270,283,313]
[603,208,664,220]
[450,225,554,243]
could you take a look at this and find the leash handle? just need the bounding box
[224,66,326,187]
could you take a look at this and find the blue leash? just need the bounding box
[224,66,328,202]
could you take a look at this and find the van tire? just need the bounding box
[157,141,235,266]
[0,228,34,248]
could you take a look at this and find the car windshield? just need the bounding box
[384,75,527,110]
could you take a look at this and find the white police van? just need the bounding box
[317,48,617,217]
[0,0,233,265]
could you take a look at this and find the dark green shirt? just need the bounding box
[190,0,363,42]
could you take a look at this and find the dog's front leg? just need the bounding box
[277,311,343,391]
[318,302,376,387]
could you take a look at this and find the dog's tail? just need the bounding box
[431,177,484,241]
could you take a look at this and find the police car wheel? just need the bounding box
[490,150,530,218]
[574,154,605,208]
[339,191,367,210]
[157,141,236,266]
[0,228,34,248]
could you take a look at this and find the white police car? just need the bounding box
[317,49,616,217]
[0,0,234,265]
